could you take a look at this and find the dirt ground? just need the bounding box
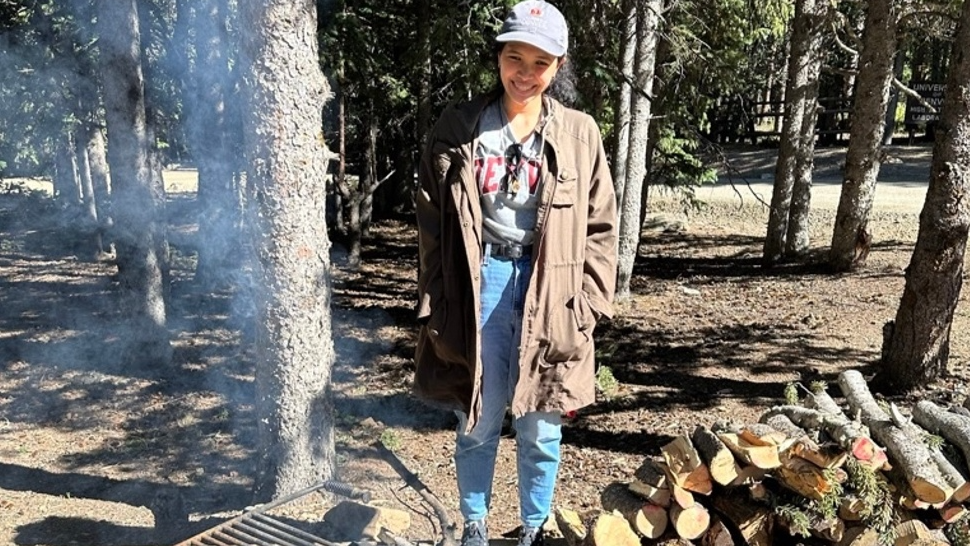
[2,144,970,546]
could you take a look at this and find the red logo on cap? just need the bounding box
[530,7,542,15]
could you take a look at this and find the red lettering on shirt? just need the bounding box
[475,155,542,195]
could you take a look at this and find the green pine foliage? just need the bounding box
[845,459,897,544]
[595,365,619,399]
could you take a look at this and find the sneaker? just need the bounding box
[517,525,544,546]
[461,519,488,546]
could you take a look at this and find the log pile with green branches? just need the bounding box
[560,369,970,545]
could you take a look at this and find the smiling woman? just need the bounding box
[412,2,618,545]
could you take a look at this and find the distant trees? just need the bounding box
[97,0,172,366]
[615,0,660,301]
[828,0,899,271]
[763,0,828,265]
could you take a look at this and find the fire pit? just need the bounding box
[173,480,373,546]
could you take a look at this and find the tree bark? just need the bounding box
[53,130,81,212]
[837,370,953,503]
[610,0,636,207]
[238,0,335,501]
[784,0,826,258]
[880,0,970,390]
[691,425,742,486]
[85,126,112,233]
[913,400,970,483]
[97,0,171,367]
[764,0,823,264]
[829,0,898,271]
[75,124,103,257]
[615,0,660,300]
[194,0,240,288]
[600,482,667,539]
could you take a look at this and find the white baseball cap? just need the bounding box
[496,1,569,57]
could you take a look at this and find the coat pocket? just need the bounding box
[551,169,578,207]
[543,291,596,363]
[427,300,470,365]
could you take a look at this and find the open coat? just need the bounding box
[414,93,617,433]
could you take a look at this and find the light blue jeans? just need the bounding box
[454,250,562,529]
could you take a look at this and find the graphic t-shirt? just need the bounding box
[475,100,544,246]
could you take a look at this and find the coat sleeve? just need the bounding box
[582,117,618,320]
[415,121,446,324]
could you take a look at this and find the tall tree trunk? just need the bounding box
[616,0,660,301]
[86,126,112,233]
[98,0,171,366]
[53,131,80,210]
[879,0,970,392]
[239,0,335,501]
[334,70,346,234]
[829,0,898,271]
[611,0,636,207]
[884,51,905,145]
[763,0,820,265]
[784,0,827,258]
[75,124,103,257]
[194,0,239,288]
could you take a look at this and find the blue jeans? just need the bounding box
[454,250,562,529]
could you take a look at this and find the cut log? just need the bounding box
[554,507,587,546]
[718,432,782,469]
[661,435,714,495]
[730,464,768,487]
[893,518,949,546]
[838,526,880,546]
[761,404,884,467]
[888,402,970,503]
[588,510,640,546]
[599,482,667,539]
[838,370,953,504]
[938,503,967,524]
[838,495,866,522]
[630,457,671,507]
[806,514,845,543]
[747,481,770,502]
[711,489,772,546]
[761,413,814,444]
[669,482,695,509]
[633,458,668,488]
[804,386,848,418]
[322,500,412,540]
[700,516,736,546]
[739,423,791,448]
[790,440,849,469]
[953,404,970,418]
[762,412,853,469]
[669,503,711,541]
[692,425,742,486]
[913,400,970,484]
[773,453,839,501]
[628,480,671,508]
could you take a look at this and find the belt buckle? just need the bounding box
[507,244,523,259]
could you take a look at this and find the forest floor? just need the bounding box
[2,143,970,546]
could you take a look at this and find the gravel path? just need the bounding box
[705,144,933,214]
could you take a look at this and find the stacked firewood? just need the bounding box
[554,370,970,546]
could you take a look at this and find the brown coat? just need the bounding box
[413,94,617,432]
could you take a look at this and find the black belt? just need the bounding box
[486,242,532,259]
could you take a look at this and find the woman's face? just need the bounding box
[498,41,562,110]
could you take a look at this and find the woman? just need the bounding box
[413,2,617,545]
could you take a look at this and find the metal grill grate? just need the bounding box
[175,480,371,546]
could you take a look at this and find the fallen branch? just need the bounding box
[373,441,457,546]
